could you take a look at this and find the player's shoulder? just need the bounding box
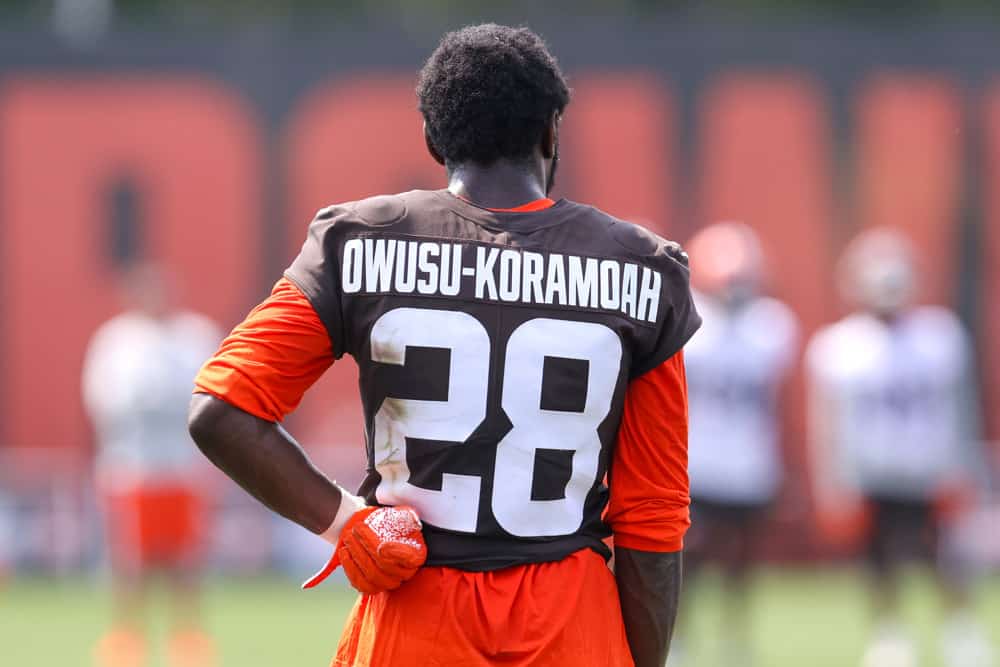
[170,310,224,342]
[310,189,429,229]
[903,305,965,339]
[748,297,799,333]
[294,191,432,263]
[805,313,871,371]
[817,311,878,341]
[89,311,147,345]
[287,191,437,314]
[901,306,969,362]
[743,296,800,348]
[84,312,157,368]
[565,200,689,271]
[749,296,796,322]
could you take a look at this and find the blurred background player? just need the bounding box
[678,222,799,666]
[806,228,994,667]
[82,263,222,667]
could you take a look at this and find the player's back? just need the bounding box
[285,189,699,570]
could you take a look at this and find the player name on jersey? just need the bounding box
[341,237,663,324]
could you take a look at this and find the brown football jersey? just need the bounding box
[285,189,700,570]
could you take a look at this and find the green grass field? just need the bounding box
[1,568,997,666]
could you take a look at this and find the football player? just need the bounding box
[83,263,221,667]
[806,228,993,667]
[188,24,700,667]
[680,222,798,665]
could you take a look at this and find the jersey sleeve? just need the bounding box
[630,241,701,378]
[283,206,349,358]
[193,277,334,422]
[607,351,690,552]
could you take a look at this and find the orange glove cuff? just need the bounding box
[303,506,427,592]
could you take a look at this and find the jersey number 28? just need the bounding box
[371,307,622,537]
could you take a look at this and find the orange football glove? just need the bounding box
[302,505,427,593]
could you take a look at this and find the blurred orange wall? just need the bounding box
[0,70,995,474]
[0,77,261,448]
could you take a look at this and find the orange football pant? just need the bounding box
[333,548,634,667]
[104,485,204,569]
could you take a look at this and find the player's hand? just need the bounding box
[302,506,427,593]
[338,506,427,593]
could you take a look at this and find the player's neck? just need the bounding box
[872,309,903,326]
[447,160,548,210]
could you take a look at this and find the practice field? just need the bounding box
[1,569,997,667]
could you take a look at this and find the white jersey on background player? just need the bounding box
[806,227,992,667]
[687,290,798,504]
[806,228,976,507]
[685,222,799,506]
[807,305,972,501]
[83,303,221,492]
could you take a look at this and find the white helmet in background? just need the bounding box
[687,221,764,306]
[838,227,917,316]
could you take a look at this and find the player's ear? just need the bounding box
[540,113,559,160]
[423,122,446,166]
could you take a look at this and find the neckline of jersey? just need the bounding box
[452,194,557,213]
[436,190,576,233]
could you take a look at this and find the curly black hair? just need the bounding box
[416,24,570,166]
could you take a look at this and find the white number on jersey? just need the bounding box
[370,307,622,537]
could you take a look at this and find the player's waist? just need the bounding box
[421,526,611,572]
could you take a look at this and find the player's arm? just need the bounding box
[188,394,351,537]
[804,334,867,546]
[607,352,690,667]
[189,277,348,531]
[614,548,682,667]
[188,278,425,591]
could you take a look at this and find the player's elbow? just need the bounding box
[609,492,691,553]
[187,392,228,457]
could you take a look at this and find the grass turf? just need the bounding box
[1,568,997,666]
